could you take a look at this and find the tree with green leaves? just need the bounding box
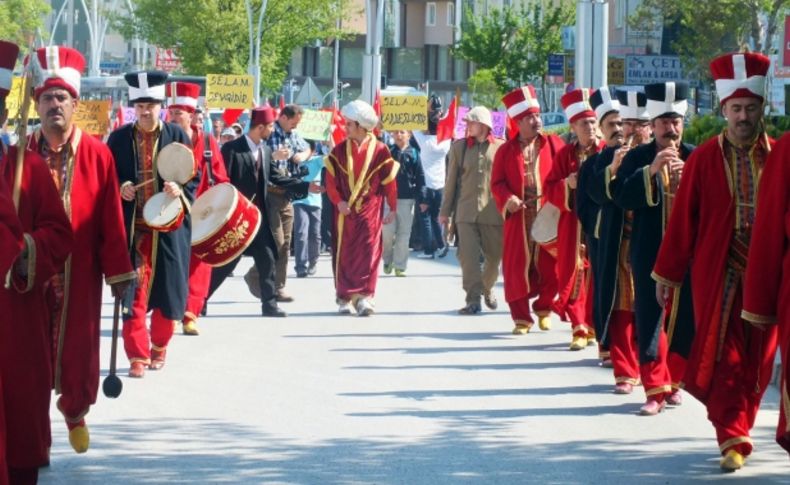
[0,0,51,49]
[631,0,790,81]
[116,0,352,96]
[467,68,504,108]
[452,0,574,109]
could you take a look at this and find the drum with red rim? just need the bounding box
[191,183,261,266]
[143,192,185,232]
[157,142,196,184]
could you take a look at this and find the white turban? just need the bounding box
[341,99,379,131]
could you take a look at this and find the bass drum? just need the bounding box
[191,183,262,266]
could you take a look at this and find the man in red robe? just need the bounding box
[26,46,135,455]
[653,53,777,471]
[545,88,604,350]
[742,123,790,458]
[325,100,398,316]
[166,82,229,335]
[491,85,562,334]
[0,40,74,485]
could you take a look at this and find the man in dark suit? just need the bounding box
[208,106,316,317]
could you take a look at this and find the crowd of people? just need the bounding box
[0,38,789,484]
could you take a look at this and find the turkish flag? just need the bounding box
[436,96,457,143]
[222,108,243,126]
[331,107,346,145]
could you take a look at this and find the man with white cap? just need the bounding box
[439,106,503,314]
[654,53,777,470]
[107,70,196,378]
[325,99,399,316]
[545,88,605,350]
[611,82,695,416]
[0,40,74,483]
[576,87,640,389]
[166,81,229,336]
[25,45,135,454]
[491,85,563,334]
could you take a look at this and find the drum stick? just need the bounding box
[102,296,123,398]
[132,179,155,190]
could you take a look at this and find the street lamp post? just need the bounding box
[245,0,269,106]
[361,0,385,104]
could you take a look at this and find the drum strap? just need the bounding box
[204,132,215,187]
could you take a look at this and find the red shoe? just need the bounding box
[128,361,146,378]
[149,349,166,370]
[639,399,666,416]
[614,382,634,394]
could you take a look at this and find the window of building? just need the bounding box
[290,48,304,77]
[426,2,437,26]
[391,48,423,81]
[503,0,512,8]
[340,47,364,78]
[447,2,456,26]
[318,46,334,78]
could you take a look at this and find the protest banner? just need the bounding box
[73,100,112,136]
[205,74,254,109]
[296,109,332,141]
[6,77,37,120]
[381,95,427,131]
[455,107,507,139]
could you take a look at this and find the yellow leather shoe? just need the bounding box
[538,316,551,331]
[69,423,89,454]
[182,319,200,336]
[569,336,588,351]
[512,324,531,335]
[720,449,745,472]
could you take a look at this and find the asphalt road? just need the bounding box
[40,250,789,484]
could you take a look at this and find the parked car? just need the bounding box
[541,111,568,129]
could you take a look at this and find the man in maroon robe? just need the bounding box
[653,53,777,471]
[491,85,563,334]
[0,39,74,485]
[27,45,135,455]
[166,82,229,335]
[545,88,605,350]
[325,100,398,316]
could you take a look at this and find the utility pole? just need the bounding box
[332,7,341,108]
[245,0,269,106]
[361,0,384,104]
[575,0,608,88]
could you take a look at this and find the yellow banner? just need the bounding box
[73,100,112,136]
[608,58,625,86]
[205,74,254,109]
[7,77,38,120]
[297,109,332,141]
[381,95,428,131]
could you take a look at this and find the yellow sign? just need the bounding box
[74,100,112,136]
[608,58,625,86]
[6,77,38,120]
[564,55,575,85]
[205,74,254,109]
[381,95,428,131]
[297,109,332,141]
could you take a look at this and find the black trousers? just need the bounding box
[208,229,278,312]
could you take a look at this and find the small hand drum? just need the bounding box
[531,202,560,245]
[157,143,196,184]
[143,192,185,232]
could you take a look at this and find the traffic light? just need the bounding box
[337,81,344,101]
[380,75,388,90]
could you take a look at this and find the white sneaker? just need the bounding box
[337,300,352,315]
[356,298,374,317]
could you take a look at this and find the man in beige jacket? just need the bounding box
[439,107,504,314]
